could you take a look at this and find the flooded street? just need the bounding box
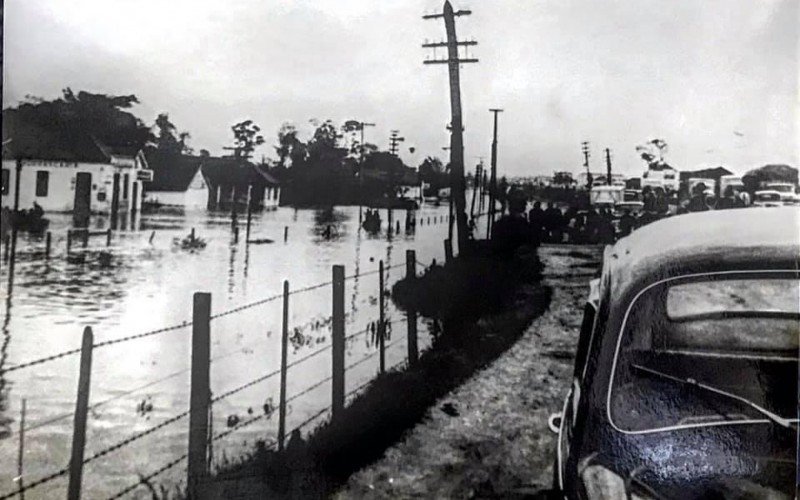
[0,203,476,499]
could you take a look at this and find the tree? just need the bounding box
[418,156,447,187]
[363,151,406,198]
[230,120,265,159]
[275,123,306,168]
[636,138,669,169]
[306,119,346,170]
[8,88,154,149]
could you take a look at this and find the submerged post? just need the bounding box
[405,250,419,366]
[331,266,345,419]
[82,229,88,248]
[278,280,289,451]
[187,293,211,498]
[378,260,385,373]
[444,238,453,263]
[246,185,253,243]
[45,231,51,259]
[3,234,9,262]
[284,226,288,243]
[66,230,72,253]
[106,228,112,247]
[67,327,94,500]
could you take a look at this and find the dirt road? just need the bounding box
[336,245,603,499]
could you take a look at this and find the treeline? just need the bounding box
[5,89,453,207]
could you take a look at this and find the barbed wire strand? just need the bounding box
[106,452,189,500]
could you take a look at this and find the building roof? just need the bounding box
[201,157,280,187]
[679,166,734,181]
[2,110,111,163]
[144,148,203,192]
[604,208,800,299]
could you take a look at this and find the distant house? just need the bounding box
[2,112,149,216]
[143,149,206,209]
[679,166,734,183]
[201,158,281,211]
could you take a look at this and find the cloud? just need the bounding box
[3,0,797,175]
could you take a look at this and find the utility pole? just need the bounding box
[605,148,612,186]
[423,0,478,254]
[487,108,503,238]
[358,122,376,224]
[389,130,405,156]
[581,141,592,189]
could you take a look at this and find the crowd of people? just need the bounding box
[490,183,759,254]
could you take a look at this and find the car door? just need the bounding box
[556,282,599,490]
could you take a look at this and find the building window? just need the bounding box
[35,171,49,197]
[1,169,8,195]
[123,173,130,199]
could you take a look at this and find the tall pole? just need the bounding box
[605,148,612,186]
[358,122,375,224]
[488,109,502,238]
[582,141,592,189]
[423,0,478,254]
[389,130,405,156]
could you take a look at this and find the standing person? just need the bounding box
[715,186,737,210]
[544,204,563,243]
[492,188,537,256]
[687,184,711,212]
[619,209,635,237]
[654,188,669,215]
[642,186,656,213]
[528,201,545,242]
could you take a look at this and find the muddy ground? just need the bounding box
[335,245,603,499]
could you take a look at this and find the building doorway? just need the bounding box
[73,172,92,227]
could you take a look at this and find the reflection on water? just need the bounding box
[0,203,478,498]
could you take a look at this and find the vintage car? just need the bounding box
[550,207,799,499]
[753,190,783,208]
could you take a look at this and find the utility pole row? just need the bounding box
[423,0,478,254]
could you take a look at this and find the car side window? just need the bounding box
[573,303,597,380]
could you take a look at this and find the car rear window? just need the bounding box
[667,279,799,319]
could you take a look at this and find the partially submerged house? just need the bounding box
[142,149,206,209]
[1,113,149,217]
[202,158,281,211]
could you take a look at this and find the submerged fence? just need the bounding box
[0,248,438,500]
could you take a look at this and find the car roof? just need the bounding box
[602,207,800,298]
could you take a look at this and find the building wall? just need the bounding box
[1,158,143,213]
[263,186,281,209]
[143,170,207,209]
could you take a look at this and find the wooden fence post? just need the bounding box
[284,226,288,242]
[332,265,345,419]
[278,281,289,451]
[405,250,418,366]
[378,260,385,374]
[17,398,25,500]
[187,293,211,498]
[444,239,453,263]
[67,327,94,500]
[106,228,112,247]
[45,231,51,259]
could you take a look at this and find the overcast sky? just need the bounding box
[3,0,798,176]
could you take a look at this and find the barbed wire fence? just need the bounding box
[0,249,432,500]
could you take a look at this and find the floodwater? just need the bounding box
[0,202,484,499]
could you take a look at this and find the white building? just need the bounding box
[142,149,207,209]
[2,131,149,214]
